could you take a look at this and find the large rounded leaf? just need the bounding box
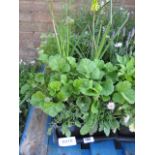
[101,79,114,96]
[77,58,102,80]
[48,55,70,73]
[30,91,45,108]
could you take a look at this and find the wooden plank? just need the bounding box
[20,106,51,155]
[90,140,117,155]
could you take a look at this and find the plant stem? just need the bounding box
[110,0,113,25]
[47,0,62,55]
[92,13,97,59]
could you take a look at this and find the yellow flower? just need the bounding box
[91,0,100,12]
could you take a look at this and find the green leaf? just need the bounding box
[60,74,67,84]
[121,89,135,104]
[75,121,81,128]
[101,79,114,96]
[38,53,48,63]
[73,78,93,92]
[76,96,91,112]
[62,125,71,137]
[35,73,44,85]
[48,81,61,91]
[116,81,132,92]
[67,57,77,68]
[102,96,110,102]
[80,114,98,135]
[57,84,73,101]
[116,81,135,104]
[30,91,45,107]
[48,55,70,73]
[43,102,65,117]
[91,101,99,114]
[20,84,30,94]
[47,127,52,136]
[77,58,102,80]
[105,62,117,72]
[104,125,110,136]
[112,93,125,104]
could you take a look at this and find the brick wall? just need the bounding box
[19,0,135,61]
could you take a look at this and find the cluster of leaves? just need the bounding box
[20,2,135,138]
[38,6,134,62]
[19,62,38,139]
[29,54,135,137]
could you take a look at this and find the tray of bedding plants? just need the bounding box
[52,124,135,147]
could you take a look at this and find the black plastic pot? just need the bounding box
[118,126,135,137]
[54,125,135,145]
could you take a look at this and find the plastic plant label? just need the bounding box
[83,137,95,144]
[58,137,77,147]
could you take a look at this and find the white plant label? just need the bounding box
[83,137,95,144]
[58,137,77,147]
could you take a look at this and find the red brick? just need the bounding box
[123,0,135,6]
[20,1,49,13]
[32,12,51,22]
[33,32,41,48]
[19,32,34,49]
[19,48,37,61]
[19,21,53,32]
[19,12,33,22]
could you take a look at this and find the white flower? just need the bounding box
[114,42,123,48]
[102,26,106,33]
[107,101,115,111]
[30,60,35,64]
[124,115,130,124]
[129,123,135,132]
[23,61,26,65]
[19,59,23,64]
[112,128,117,133]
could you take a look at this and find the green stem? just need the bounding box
[110,0,113,25]
[92,13,97,59]
[47,1,62,55]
